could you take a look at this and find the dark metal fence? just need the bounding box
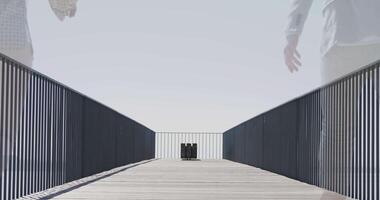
[223,60,380,200]
[0,53,155,200]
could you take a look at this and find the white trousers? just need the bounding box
[321,43,380,85]
[0,46,33,67]
[0,47,32,163]
[319,43,380,192]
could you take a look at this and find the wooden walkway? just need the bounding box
[23,159,350,200]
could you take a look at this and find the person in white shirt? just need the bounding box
[0,0,78,66]
[284,0,380,193]
[285,0,380,83]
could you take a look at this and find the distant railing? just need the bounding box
[223,60,380,200]
[0,53,155,200]
[155,132,223,159]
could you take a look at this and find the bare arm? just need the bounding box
[284,0,313,73]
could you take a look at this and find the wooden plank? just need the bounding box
[22,160,351,200]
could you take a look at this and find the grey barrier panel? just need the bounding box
[0,53,155,200]
[223,60,380,200]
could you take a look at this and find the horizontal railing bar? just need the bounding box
[224,59,380,134]
[156,132,223,134]
[0,52,152,131]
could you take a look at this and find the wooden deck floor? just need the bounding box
[23,159,351,200]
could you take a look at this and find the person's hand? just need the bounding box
[284,34,301,73]
[49,0,78,21]
[67,2,77,18]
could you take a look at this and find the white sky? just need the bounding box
[28,0,323,132]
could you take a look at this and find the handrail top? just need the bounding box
[224,59,380,134]
[0,52,154,132]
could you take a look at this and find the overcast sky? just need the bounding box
[28,0,323,132]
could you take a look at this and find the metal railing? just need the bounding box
[223,60,380,200]
[0,53,155,200]
[155,132,223,160]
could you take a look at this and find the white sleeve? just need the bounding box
[285,0,313,37]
